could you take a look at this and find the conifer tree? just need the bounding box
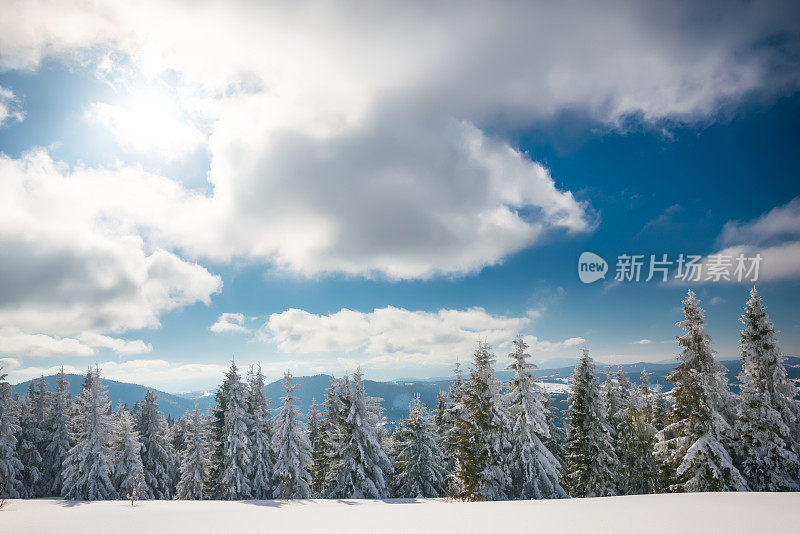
[0,366,24,499]
[44,368,72,496]
[391,395,447,497]
[441,363,467,496]
[563,348,618,497]
[455,341,511,501]
[320,376,351,496]
[735,288,800,490]
[615,372,659,495]
[650,383,669,431]
[177,406,210,500]
[212,361,252,499]
[246,364,275,499]
[112,407,145,500]
[654,290,748,492]
[136,390,174,499]
[326,370,392,498]
[307,399,323,497]
[61,368,118,500]
[272,372,312,499]
[17,389,43,497]
[504,336,566,499]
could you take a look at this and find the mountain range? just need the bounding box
[12,356,800,426]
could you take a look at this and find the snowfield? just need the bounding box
[1,493,798,534]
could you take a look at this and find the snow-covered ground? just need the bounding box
[1,493,798,534]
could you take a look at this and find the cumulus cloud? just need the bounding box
[695,197,800,283]
[633,339,653,345]
[261,306,582,368]
[209,313,251,335]
[0,85,24,126]
[1,1,798,281]
[0,151,222,357]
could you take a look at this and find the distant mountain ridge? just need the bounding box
[12,357,800,424]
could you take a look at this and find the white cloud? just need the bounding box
[85,100,204,161]
[0,151,222,358]
[0,329,93,357]
[697,197,800,283]
[209,313,251,335]
[261,306,582,368]
[0,85,24,126]
[1,2,797,281]
[719,197,800,247]
[633,339,653,345]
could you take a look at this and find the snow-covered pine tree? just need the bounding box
[246,364,275,499]
[112,407,145,500]
[61,367,118,500]
[455,341,511,501]
[441,363,467,496]
[0,366,24,499]
[177,406,210,500]
[735,287,800,490]
[166,415,189,497]
[44,367,72,496]
[29,376,51,496]
[312,382,334,496]
[615,371,659,495]
[212,361,252,500]
[136,390,174,499]
[17,386,43,497]
[391,394,447,498]
[272,372,312,499]
[563,348,618,498]
[320,376,351,497]
[654,290,748,492]
[650,383,669,431]
[326,370,392,499]
[638,370,651,418]
[307,399,323,497]
[504,336,566,499]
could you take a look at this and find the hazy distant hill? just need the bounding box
[12,374,197,419]
[13,356,800,425]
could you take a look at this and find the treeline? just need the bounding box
[0,287,798,501]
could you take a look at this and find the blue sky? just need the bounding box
[1,2,799,391]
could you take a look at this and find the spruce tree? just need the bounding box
[136,390,174,499]
[615,372,659,495]
[44,368,72,496]
[654,290,748,492]
[563,348,618,497]
[504,336,566,499]
[212,361,252,499]
[61,368,118,500]
[246,364,275,499]
[735,288,800,490]
[272,372,313,499]
[177,406,210,500]
[441,363,467,496]
[0,366,24,499]
[455,341,511,501]
[650,383,668,431]
[17,390,43,497]
[391,394,447,498]
[326,370,392,498]
[307,399,323,497]
[112,407,146,500]
[316,378,346,497]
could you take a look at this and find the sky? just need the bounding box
[1,1,799,392]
